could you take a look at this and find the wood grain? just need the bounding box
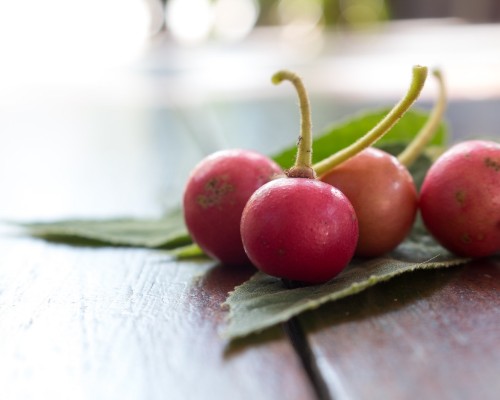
[300,259,500,400]
[0,236,315,400]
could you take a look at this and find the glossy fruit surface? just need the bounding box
[321,147,418,257]
[241,178,358,284]
[419,140,500,257]
[183,149,282,266]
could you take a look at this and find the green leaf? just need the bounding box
[222,216,468,341]
[221,248,469,341]
[271,108,447,169]
[19,209,191,249]
[168,243,207,260]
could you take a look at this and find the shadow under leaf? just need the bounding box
[299,264,466,334]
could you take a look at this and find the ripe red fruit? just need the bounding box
[183,149,282,265]
[313,66,434,257]
[321,147,418,257]
[241,178,358,284]
[240,70,359,284]
[419,140,500,258]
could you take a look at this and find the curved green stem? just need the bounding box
[272,70,315,178]
[314,65,428,177]
[397,69,446,167]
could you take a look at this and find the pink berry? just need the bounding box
[312,65,429,256]
[241,178,358,284]
[419,140,500,258]
[183,149,282,265]
[321,147,418,257]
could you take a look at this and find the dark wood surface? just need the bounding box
[302,259,500,400]
[1,233,497,400]
[0,236,316,400]
[1,22,500,400]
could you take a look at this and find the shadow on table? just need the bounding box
[196,261,288,357]
[300,258,499,334]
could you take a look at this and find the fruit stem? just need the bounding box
[397,69,447,167]
[272,70,316,179]
[314,65,428,177]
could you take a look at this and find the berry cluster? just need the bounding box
[183,66,500,284]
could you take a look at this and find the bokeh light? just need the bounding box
[0,0,156,84]
[341,0,388,28]
[213,0,260,42]
[277,0,324,30]
[165,0,214,44]
[165,0,260,44]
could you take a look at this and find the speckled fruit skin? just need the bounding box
[240,178,359,284]
[183,149,282,266]
[320,147,418,257]
[419,140,500,258]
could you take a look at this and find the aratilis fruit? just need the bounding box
[314,65,430,257]
[419,140,500,257]
[183,149,282,266]
[241,178,358,284]
[241,70,359,284]
[321,147,418,257]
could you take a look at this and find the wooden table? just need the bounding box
[0,21,499,400]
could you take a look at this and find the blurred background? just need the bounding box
[1,0,499,221]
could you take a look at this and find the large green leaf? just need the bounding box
[272,107,447,168]
[19,209,191,249]
[221,244,468,340]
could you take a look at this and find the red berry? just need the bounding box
[321,147,417,257]
[312,65,429,257]
[241,178,358,284]
[183,149,282,265]
[419,140,500,258]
